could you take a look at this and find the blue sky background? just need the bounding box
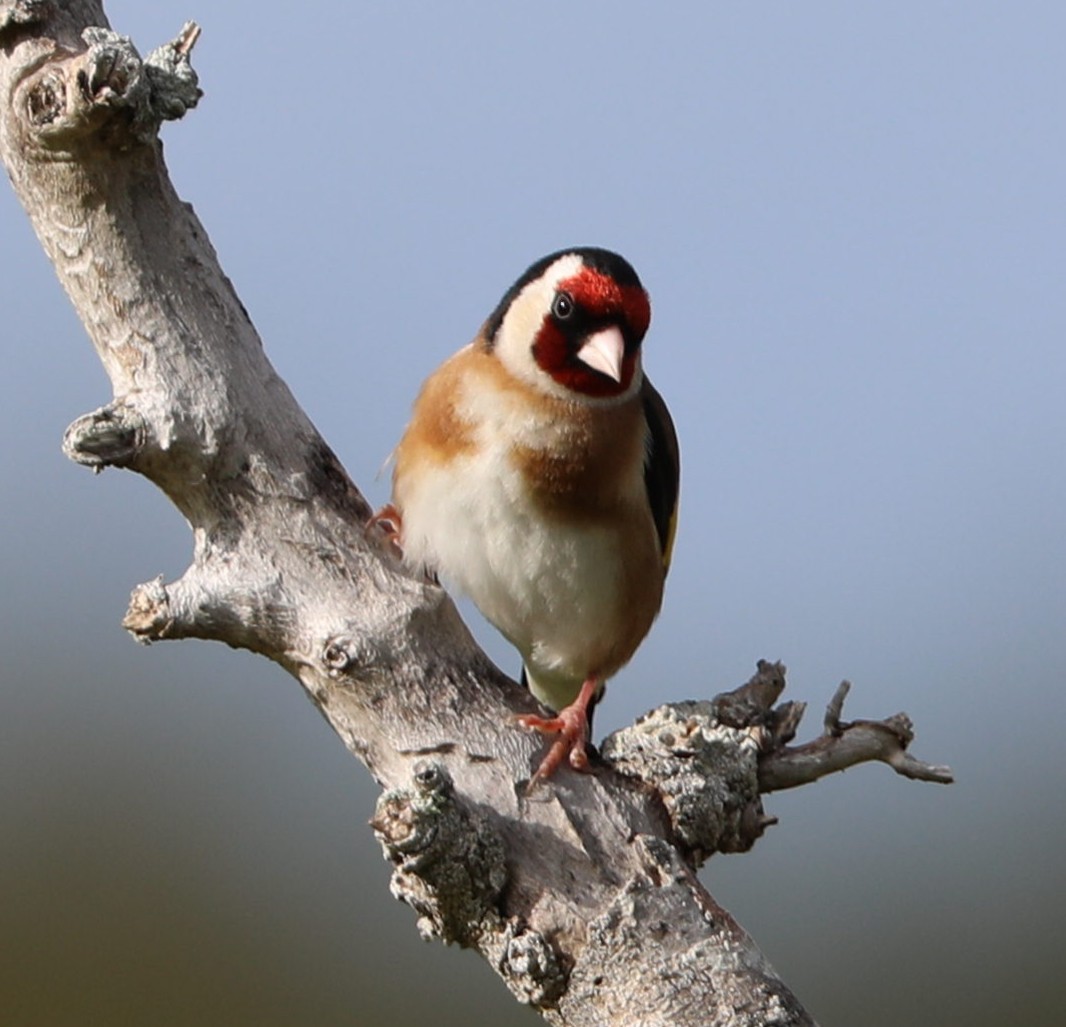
[2,3,1063,1024]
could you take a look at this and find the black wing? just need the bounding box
[641,376,681,571]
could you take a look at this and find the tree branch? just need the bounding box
[0,6,951,1025]
[758,680,955,792]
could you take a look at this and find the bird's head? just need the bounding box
[484,248,651,404]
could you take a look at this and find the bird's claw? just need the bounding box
[515,708,592,785]
[366,503,404,555]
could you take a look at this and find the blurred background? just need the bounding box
[2,3,1063,1024]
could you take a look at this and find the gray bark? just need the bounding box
[0,5,951,1025]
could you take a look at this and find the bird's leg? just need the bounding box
[366,503,404,553]
[516,676,600,784]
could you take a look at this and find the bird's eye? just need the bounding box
[552,292,574,320]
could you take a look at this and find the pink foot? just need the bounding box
[366,503,403,554]
[516,677,600,786]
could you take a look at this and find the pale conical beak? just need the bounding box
[576,325,626,382]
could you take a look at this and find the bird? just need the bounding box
[379,247,679,785]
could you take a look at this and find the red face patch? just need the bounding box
[561,268,651,342]
[533,267,651,398]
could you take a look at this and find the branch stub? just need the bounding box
[371,761,507,946]
[63,404,145,471]
[602,703,768,865]
[0,0,52,36]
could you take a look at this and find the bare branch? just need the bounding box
[0,6,951,1025]
[759,679,955,792]
[601,661,953,868]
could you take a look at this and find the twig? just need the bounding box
[175,20,200,56]
[759,680,954,792]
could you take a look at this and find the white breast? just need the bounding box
[396,374,658,707]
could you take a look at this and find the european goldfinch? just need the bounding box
[383,247,679,783]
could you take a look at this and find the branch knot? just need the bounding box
[15,23,200,151]
[370,761,507,946]
[63,403,146,471]
[603,703,768,865]
[123,575,173,642]
[496,922,568,1009]
[0,0,53,37]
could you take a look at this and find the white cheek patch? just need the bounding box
[492,254,644,407]
[493,254,584,400]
